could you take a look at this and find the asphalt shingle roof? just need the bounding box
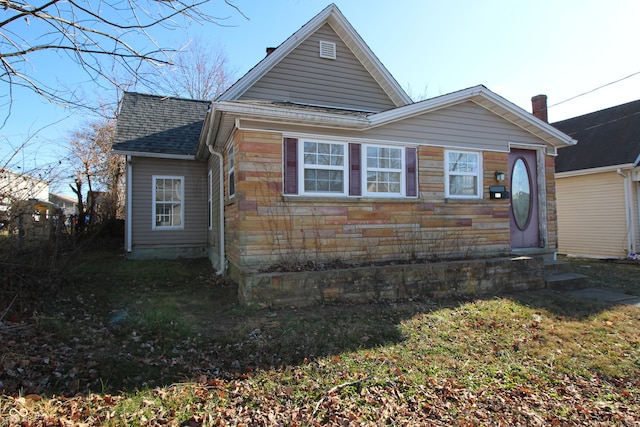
[553,99,640,173]
[113,92,210,157]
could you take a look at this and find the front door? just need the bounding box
[509,148,540,248]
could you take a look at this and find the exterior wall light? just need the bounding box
[494,171,506,182]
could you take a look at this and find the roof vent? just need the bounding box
[319,40,336,60]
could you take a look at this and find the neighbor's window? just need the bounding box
[364,145,403,196]
[228,145,235,197]
[445,150,482,198]
[152,176,184,229]
[301,140,347,195]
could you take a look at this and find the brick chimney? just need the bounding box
[531,94,548,123]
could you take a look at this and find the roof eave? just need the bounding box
[111,149,197,160]
[368,85,577,149]
[556,163,636,178]
[213,101,370,128]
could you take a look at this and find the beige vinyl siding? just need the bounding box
[361,102,543,150]
[240,24,396,112]
[131,156,208,250]
[239,101,544,151]
[556,171,627,258]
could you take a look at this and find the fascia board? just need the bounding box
[218,5,336,101]
[213,101,369,128]
[218,4,411,107]
[327,9,412,107]
[555,163,635,178]
[475,88,577,148]
[111,150,196,160]
[368,86,485,127]
[368,85,577,148]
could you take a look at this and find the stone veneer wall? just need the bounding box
[236,256,544,307]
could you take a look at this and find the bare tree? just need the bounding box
[67,118,123,229]
[153,36,237,100]
[0,0,244,122]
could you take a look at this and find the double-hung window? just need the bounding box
[284,137,417,198]
[364,145,403,196]
[301,140,347,196]
[445,150,482,198]
[153,176,184,229]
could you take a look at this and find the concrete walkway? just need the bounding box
[565,288,640,308]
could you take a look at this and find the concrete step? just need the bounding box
[543,259,571,276]
[545,272,589,290]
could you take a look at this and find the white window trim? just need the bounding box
[363,144,406,198]
[207,170,213,231]
[152,175,185,230]
[444,150,483,199]
[298,139,349,197]
[228,145,235,198]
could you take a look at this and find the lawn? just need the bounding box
[1,243,639,426]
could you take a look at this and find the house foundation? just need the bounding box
[234,256,545,307]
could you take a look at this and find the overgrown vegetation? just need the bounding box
[1,244,639,425]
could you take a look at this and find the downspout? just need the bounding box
[209,147,226,275]
[616,168,635,254]
[126,155,132,253]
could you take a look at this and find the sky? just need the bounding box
[3,0,640,195]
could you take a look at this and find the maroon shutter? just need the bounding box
[349,143,361,196]
[406,147,417,197]
[284,138,298,194]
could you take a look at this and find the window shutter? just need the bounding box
[406,147,417,197]
[349,143,361,196]
[283,138,298,194]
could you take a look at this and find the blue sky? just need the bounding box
[3,0,640,194]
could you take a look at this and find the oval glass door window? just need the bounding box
[512,158,531,230]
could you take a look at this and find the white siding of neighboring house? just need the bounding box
[0,170,50,220]
[240,24,397,112]
[556,171,629,258]
[128,156,208,259]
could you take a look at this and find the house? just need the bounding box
[0,169,50,226]
[113,4,576,303]
[553,99,640,259]
[49,193,78,217]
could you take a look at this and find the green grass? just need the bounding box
[1,250,640,425]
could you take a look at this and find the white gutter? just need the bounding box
[126,155,132,253]
[213,101,369,129]
[556,163,635,179]
[208,148,225,275]
[112,150,196,160]
[617,168,635,254]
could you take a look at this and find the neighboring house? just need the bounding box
[553,99,640,259]
[0,169,50,224]
[49,193,78,216]
[113,4,575,284]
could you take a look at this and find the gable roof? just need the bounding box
[207,85,576,153]
[113,92,210,159]
[218,3,412,107]
[553,99,640,173]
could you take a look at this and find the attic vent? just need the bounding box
[319,40,336,59]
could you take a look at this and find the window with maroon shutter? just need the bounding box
[283,138,418,198]
[349,143,361,196]
[406,147,417,197]
[283,138,298,194]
